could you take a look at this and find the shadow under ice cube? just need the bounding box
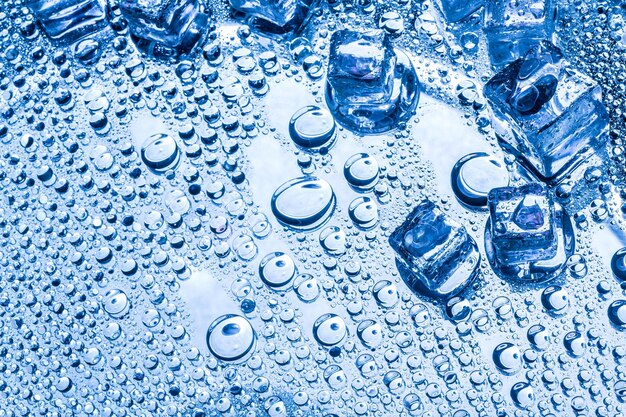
[118,0,209,58]
[484,41,609,182]
[25,0,107,42]
[325,29,420,134]
[229,0,317,35]
[484,0,557,67]
[390,200,480,299]
[488,183,556,264]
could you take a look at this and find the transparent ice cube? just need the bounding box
[327,29,396,106]
[389,200,480,299]
[324,29,420,134]
[435,0,484,23]
[229,0,317,35]
[484,0,557,67]
[118,0,209,58]
[488,183,557,264]
[484,41,609,182]
[25,0,107,42]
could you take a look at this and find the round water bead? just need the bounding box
[451,152,509,209]
[141,133,180,173]
[289,105,336,151]
[206,315,256,362]
[344,153,380,191]
[271,177,336,231]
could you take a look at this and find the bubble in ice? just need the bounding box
[206,315,256,362]
[259,252,296,291]
[141,133,180,173]
[313,313,347,347]
[608,300,626,328]
[344,153,380,191]
[492,342,522,375]
[271,177,336,230]
[288,105,336,151]
[103,289,130,318]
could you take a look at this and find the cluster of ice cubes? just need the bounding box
[435,0,558,67]
[27,0,317,56]
[229,0,319,35]
[391,36,607,296]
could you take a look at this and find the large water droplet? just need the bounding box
[313,313,347,347]
[206,315,256,362]
[271,177,336,230]
[103,289,129,318]
[141,133,180,173]
[289,105,336,151]
[259,252,296,291]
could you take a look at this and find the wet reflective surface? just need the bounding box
[3,0,626,416]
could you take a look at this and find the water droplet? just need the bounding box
[492,342,522,375]
[206,315,256,362]
[348,196,379,230]
[608,300,626,328]
[344,153,380,191]
[451,153,509,208]
[271,177,336,230]
[259,252,296,291]
[103,289,129,318]
[289,105,336,151]
[313,313,347,347]
[141,133,180,173]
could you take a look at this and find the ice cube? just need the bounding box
[25,0,107,42]
[324,29,420,134]
[118,0,209,58]
[229,0,317,35]
[484,41,609,182]
[389,200,480,299]
[488,183,557,264]
[327,29,396,106]
[484,0,557,67]
[435,0,484,23]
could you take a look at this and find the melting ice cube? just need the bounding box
[484,41,609,182]
[389,200,480,299]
